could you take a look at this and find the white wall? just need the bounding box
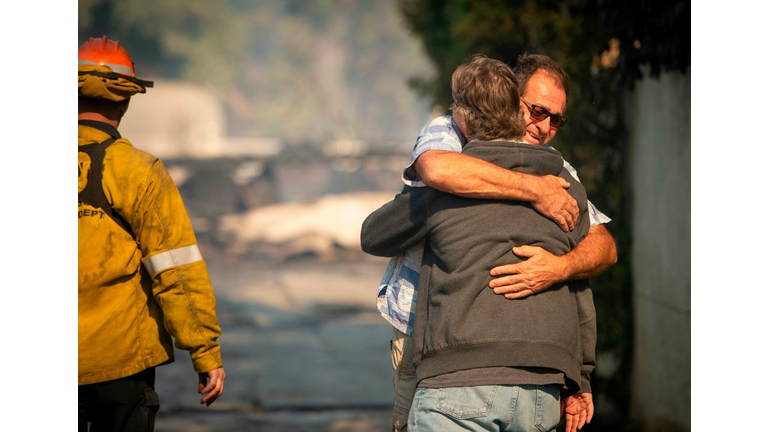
[626,67,691,431]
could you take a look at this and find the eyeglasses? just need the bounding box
[521,98,568,128]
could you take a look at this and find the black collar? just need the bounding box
[78,120,122,140]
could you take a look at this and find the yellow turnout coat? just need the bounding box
[78,121,222,385]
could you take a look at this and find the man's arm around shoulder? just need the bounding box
[414,150,578,231]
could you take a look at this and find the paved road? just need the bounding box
[154,253,395,432]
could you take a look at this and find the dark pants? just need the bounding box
[79,368,160,432]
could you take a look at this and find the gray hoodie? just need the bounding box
[361,140,596,395]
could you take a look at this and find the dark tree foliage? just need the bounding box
[592,0,691,89]
[398,0,689,428]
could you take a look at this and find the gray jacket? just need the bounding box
[361,140,596,394]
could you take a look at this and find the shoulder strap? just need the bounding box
[78,135,136,240]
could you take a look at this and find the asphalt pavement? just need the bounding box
[153,254,395,432]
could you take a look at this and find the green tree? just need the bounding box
[79,0,433,143]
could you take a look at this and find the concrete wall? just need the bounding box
[626,68,691,431]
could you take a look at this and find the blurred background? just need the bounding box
[79,1,690,431]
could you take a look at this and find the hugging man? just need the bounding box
[364,54,613,431]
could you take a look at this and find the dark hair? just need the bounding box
[513,53,571,97]
[451,54,525,141]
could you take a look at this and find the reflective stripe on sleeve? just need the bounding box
[143,244,204,278]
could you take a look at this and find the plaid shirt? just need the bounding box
[377,115,612,335]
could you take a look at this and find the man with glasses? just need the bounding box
[365,54,604,432]
[377,54,615,431]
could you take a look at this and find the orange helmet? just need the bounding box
[78,36,153,91]
[78,36,138,77]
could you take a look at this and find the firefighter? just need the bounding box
[78,36,226,432]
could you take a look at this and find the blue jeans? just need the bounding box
[408,384,561,432]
